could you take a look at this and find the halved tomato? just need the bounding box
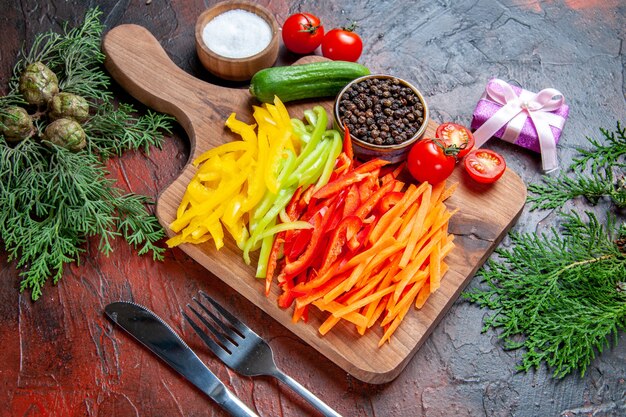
[436,123,475,158]
[464,149,506,184]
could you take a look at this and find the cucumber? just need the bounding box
[249,61,371,103]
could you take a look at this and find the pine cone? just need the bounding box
[18,61,59,106]
[0,106,34,142]
[616,238,626,254]
[42,118,86,151]
[48,92,90,122]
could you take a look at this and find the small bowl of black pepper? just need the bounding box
[334,74,429,163]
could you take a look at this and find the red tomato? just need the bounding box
[406,139,456,184]
[321,24,363,62]
[464,149,506,184]
[282,13,324,54]
[435,123,475,158]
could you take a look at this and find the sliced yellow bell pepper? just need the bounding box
[168,96,341,276]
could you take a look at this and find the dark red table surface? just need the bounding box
[1,1,625,416]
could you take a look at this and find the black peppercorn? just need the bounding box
[337,76,426,146]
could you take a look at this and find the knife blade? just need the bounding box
[105,301,258,417]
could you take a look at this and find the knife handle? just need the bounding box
[216,390,258,417]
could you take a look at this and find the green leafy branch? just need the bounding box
[9,8,110,101]
[85,102,173,158]
[464,212,626,378]
[571,121,626,170]
[527,122,626,210]
[464,122,626,379]
[0,8,174,300]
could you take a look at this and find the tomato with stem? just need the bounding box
[282,13,324,54]
[464,149,506,184]
[321,22,363,62]
[407,139,457,184]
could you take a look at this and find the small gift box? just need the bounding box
[470,78,569,171]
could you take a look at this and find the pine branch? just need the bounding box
[114,194,166,261]
[463,212,626,378]
[8,8,110,101]
[527,168,626,210]
[572,121,626,170]
[84,103,173,158]
[0,8,173,300]
[528,122,626,210]
[467,121,626,379]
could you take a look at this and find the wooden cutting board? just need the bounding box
[102,24,527,384]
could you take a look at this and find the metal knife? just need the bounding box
[105,301,258,417]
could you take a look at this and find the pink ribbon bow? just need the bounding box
[472,79,566,172]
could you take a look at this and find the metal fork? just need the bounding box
[183,291,342,417]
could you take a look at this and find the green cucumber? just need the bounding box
[249,61,371,103]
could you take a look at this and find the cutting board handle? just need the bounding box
[102,24,240,150]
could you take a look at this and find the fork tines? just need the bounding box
[183,292,239,355]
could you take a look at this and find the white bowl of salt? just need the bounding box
[195,1,279,81]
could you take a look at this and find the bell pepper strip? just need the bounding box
[294,106,327,165]
[192,141,250,166]
[378,191,404,213]
[264,128,292,194]
[343,123,354,163]
[342,184,361,218]
[244,186,295,264]
[282,211,325,276]
[313,158,390,200]
[255,225,276,280]
[265,233,284,294]
[272,173,458,346]
[313,131,343,192]
[357,173,379,202]
[319,215,362,272]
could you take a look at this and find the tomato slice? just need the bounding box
[436,123,475,158]
[464,149,506,184]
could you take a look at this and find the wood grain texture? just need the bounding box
[102,24,526,384]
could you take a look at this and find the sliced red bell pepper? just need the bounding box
[331,152,352,180]
[313,158,390,200]
[319,215,363,272]
[278,285,304,308]
[285,186,304,221]
[265,233,284,295]
[286,226,313,260]
[343,123,354,167]
[282,211,325,276]
[277,271,309,308]
[357,174,379,202]
[354,178,396,220]
[343,184,361,218]
[327,193,348,231]
[378,191,404,213]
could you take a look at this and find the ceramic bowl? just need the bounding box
[334,74,429,163]
[195,1,279,81]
